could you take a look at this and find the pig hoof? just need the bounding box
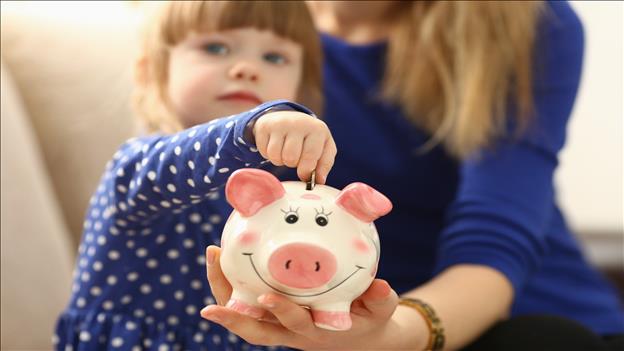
[311,310,352,331]
[226,299,264,319]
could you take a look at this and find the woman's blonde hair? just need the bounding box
[134,1,322,134]
[383,1,544,158]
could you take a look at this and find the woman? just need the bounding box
[202,1,624,350]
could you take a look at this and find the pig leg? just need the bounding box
[310,302,352,331]
[226,289,264,319]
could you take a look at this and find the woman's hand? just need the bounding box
[202,245,415,350]
[252,110,336,184]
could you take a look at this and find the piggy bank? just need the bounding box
[219,168,392,331]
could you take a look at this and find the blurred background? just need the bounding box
[1,1,622,350]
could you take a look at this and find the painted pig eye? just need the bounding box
[315,215,328,227]
[281,207,300,224]
[285,213,299,224]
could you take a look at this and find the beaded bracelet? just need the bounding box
[397,297,445,351]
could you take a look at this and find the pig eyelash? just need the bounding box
[281,206,300,224]
[314,207,333,217]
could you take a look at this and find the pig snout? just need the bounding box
[268,243,337,289]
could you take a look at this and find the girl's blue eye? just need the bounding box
[263,52,287,65]
[203,42,229,55]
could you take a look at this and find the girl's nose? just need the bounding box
[229,62,259,82]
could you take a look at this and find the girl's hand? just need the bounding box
[203,245,411,350]
[252,110,337,184]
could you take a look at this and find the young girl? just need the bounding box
[54,1,334,350]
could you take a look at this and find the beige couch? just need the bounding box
[1,2,140,349]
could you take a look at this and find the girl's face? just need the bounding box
[167,27,303,128]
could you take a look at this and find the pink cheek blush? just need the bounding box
[301,194,321,200]
[237,231,260,246]
[352,238,370,253]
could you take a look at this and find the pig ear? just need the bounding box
[226,169,285,217]
[335,183,392,223]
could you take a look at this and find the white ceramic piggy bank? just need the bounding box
[220,168,392,331]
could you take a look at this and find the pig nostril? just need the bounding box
[285,260,291,269]
[315,262,320,272]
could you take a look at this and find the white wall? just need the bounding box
[557,2,623,265]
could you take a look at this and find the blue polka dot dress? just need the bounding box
[55,100,314,351]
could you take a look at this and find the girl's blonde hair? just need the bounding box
[383,1,544,158]
[134,1,322,134]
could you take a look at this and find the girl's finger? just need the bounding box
[257,293,318,337]
[205,246,232,306]
[265,133,286,166]
[356,279,398,320]
[296,133,323,182]
[281,133,304,168]
[315,137,337,185]
[200,304,300,348]
[254,127,270,160]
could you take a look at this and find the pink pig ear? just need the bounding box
[335,183,392,223]
[226,169,285,217]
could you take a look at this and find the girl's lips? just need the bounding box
[217,92,262,105]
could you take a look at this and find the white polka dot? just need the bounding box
[197,255,206,265]
[194,141,201,151]
[118,202,128,211]
[216,137,222,145]
[146,316,154,325]
[193,333,205,343]
[87,247,96,256]
[126,240,135,249]
[141,158,149,166]
[183,239,194,248]
[92,261,103,272]
[137,193,148,201]
[199,321,210,331]
[156,234,166,244]
[175,223,186,233]
[167,249,179,259]
[127,272,139,281]
[107,275,118,285]
[134,309,145,318]
[52,334,60,345]
[169,165,177,174]
[180,265,189,274]
[186,305,197,315]
[117,185,127,193]
[187,160,195,170]
[228,333,239,343]
[208,156,216,165]
[218,168,230,173]
[226,121,234,128]
[213,334,222,345]
[160,275,172,284]
[191,280,202,290]
[81,272,90,282]
[174,146,182,155]
[155,141,164,149]
[160,201,171,208]
[158,344,169,351]
[132,346,141,351]
[125,321,137,331]
[76,297,86,308]
[144,338,153,347]
[140,284,152,294]
[97,236,107,246]
[172,198,182,204]
[110,227,120,235]
[79,331,91,342]
[147,171,156,181]
[204,296,216,305]
[201,223,214,232]
[90,286,102,296]
[102,300,114,310]
[108,250,120,260]
[187,178,195,187]
[147,259,158,268]
[159,152,166,161]
[111,337,124,348]
[189,213,201,223]
[116,168,125,177]
[136,248,148,257]
[203,175,212,183]
[189,128,198,137]
[97,313,106,323]
[210,215,222,223]
[167,315,179,325]
[167,184,176,192]
[174,290,184,300]
[154,299,166,309]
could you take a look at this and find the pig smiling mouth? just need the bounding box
[242,252,365,297]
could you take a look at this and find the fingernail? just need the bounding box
[206,247,215,266]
